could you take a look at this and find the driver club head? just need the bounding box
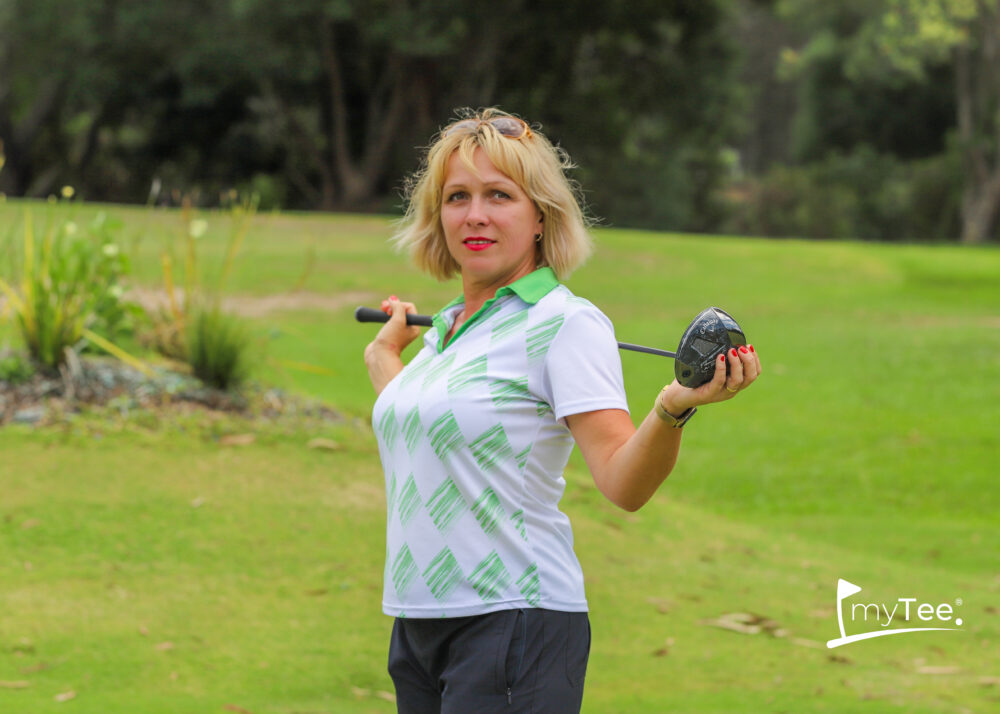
[674,307,747,388]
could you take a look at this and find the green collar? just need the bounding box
[432,267,560,351]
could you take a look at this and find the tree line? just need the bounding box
[1,0,998,243]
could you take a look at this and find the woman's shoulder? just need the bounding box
[533,285,616,337]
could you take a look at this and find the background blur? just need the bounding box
[3,0,1000,244]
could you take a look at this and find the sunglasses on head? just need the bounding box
[443,116,532,140]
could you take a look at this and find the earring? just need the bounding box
[534,234,543,243]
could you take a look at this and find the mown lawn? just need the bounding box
[1,199,998,713]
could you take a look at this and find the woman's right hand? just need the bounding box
[367,295,422,358]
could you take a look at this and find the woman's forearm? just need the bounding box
[600,410,685,511]
[364,343,405,396]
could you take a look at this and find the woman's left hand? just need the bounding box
[659,344,762,416]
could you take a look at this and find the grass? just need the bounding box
[1,198,999,712]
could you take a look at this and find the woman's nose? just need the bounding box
[464,196,489,225]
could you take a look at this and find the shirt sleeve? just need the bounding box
[540,305,630,424]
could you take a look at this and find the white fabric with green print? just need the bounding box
[373,267,629,617]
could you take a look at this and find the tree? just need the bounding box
[779,0,1000,243]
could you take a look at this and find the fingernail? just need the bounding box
[739,346,748,354]
[749,345,755,353]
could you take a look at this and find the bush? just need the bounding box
[0,348,34,384]
[0,210,137,370]
[722,147,963,241]
[185,305,254,391]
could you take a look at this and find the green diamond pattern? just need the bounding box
[397,474,422,526]
[427,478,468,534]
[400,353,433,387]
[514,443,531,472]
[471,487,506,537]
[469,423,514,471]
[387,472,398,517]
[392,544,419,599]
[526,314,564,362]
[469,550,512,602]
[377,404,399,451]
[422,353,456,390]
[428,410,464,461]
[401,406,423,454]
[517,563,541,606]
[490,376,532,408]
[510,509,528,541]
[492,310,528,342]
[423,547,464,602]
[448,354,488,395]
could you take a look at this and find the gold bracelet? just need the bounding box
[653,387,697,428]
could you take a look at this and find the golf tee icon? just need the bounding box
[834,579,862,642]
[826,579,960,649]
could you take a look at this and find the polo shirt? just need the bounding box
[372,267,629,617]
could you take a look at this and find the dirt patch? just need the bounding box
[124,288,378,318]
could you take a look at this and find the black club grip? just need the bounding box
[354,306,433,327]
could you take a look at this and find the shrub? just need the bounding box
[0,348,34,384]
[0,211,139,370]
[185,304,253,391]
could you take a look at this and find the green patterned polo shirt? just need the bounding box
[372,267,629,617]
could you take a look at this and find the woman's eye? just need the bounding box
[491,190,511,200]
[446,191,467,202]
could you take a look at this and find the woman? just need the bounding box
[364,108,761,713]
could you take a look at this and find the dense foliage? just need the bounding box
[0,0,997,242]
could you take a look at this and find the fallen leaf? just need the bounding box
[54,690,76,702]
[979,676,1000,687]
[652,636,675,657]
[700,612,785,637]
[307,438,340,451]
[374,691,396,703]
[351,686,372,697]
[138,626,149,637]
[220,433,255,446]
[791,637,824,649]
[191,497,205,508]
[916,665,961,675]
[21,519,40,529]
[304,589,328,596]
[645,597,672,614]
[223,705,254,714]
[155,641,175,651]
[20,662,49,673]
[0,681,30,689]
[828,654,853,665]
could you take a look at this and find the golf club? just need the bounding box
[355,305,747,388]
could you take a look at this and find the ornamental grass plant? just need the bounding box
[0,206,141,372]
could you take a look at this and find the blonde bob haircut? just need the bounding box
[391,107,594,282]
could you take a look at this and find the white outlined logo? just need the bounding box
[826,579,964,648]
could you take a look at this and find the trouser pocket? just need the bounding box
[495,608,526,700]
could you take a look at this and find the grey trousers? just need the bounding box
[388,608,591,713]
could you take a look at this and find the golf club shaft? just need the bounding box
[355,306,677,359]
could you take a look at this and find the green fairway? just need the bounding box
[2,200,998,713]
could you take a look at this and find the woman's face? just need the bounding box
[440,147,543,289]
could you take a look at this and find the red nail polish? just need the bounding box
[739,346,748,354]
[730,349,738,357]
[749,345,755,353]
[390,295,397,300]
[719,354,726,361]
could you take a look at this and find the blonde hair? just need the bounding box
[391,108,594,282]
